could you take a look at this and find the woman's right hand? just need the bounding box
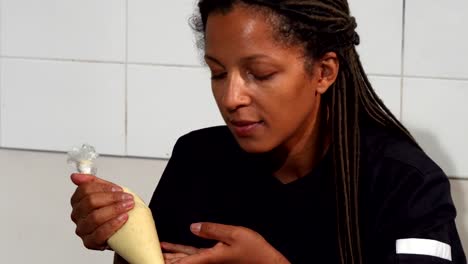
[70,173,134,250]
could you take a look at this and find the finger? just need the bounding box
[75,200,134,236]
[71,173,97,185]
[167,258,183,264]
[169,257,189,264]
[71,192,133,222]
[161,242,200,255]
[165,255,187,264]
[164,252,189,259]
[70,179,123,206]
[82,213,128,250]
[164,255,184,264]
[190,222,242,245]
[175,248,220,264]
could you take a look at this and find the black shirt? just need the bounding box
[149,125,466,263]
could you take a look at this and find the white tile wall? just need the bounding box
[127,64,224,158]
[1,0,126,61]
[0,57,3,147]
[128,0,201,66]
[402,78,468,178]
[0,2,467,263]
[349,0,403,75]
[368,76,402,119]
[0,58,126,155]
[404,0,468,79]
[451,179,468,250]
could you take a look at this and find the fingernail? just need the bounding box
[117,214,128,222]
[122,200,134,209]
[111,186,123,192]
[121,193,133,201]
[190,223,201,233]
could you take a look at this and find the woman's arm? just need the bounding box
[369,155,466,263]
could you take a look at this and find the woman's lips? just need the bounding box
[230,120,263,137]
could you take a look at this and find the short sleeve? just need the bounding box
[367,155,467,263]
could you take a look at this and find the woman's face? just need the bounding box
[204,5,332,153]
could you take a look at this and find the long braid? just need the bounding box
[262,1,365,262]
[330,81,346,264]
[192,1,419,263]
[328,47,362,263]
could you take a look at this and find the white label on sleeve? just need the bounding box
[396,238,452,261]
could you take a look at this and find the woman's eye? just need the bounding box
[248,72,276,81]
[210,72,227,80]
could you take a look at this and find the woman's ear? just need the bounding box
[316,52,339,95]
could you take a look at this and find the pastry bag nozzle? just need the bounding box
[67,144,98,175]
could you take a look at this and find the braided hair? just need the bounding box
[191,1,417,263]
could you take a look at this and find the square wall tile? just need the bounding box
[127,64,224,158]
[402,78,468,178]
[0,58,126,155]
[404,0,468,78]
[128,0,201,66]
[349,0,403,75]
[368,75,401,119]
[1,0,126,61]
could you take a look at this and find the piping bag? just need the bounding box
[67,144,164,264]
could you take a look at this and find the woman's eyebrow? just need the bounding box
[241,54,271,63]
[204,54,273,67]
[204,55,223,66]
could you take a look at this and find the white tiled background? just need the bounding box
[0,0,466,263]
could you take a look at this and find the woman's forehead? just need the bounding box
[204,6,306,65]
[205,6,279,51]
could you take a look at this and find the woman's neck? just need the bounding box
[272,105,330,184]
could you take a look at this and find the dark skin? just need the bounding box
[70,173,133,251]
[204,5,337,183]
[70,4,339,264]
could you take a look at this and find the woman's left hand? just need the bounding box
[162,222,290,264]
[162,242,203,263]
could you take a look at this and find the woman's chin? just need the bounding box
[235,137,274,154]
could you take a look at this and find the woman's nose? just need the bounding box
[222,73,251,112]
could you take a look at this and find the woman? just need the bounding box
[70,0,466,263]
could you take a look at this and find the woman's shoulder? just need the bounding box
[177,125,236,147]
[172,125,244,161]
[180,125,232,141]
[360,123,444,180]
[359,124,456,220]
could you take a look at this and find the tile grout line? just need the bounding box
[124,0,129,156]
[402,75,468,82]
[0,55,126,65]
[0,146,171,161]
[126,61,205,69]
[0,0,3,147]
[1,54,466,81]
[367,73,402,78]
[0,61,465,81]
[2,54,467,81]
[400,0,406,122]
[449,177,468,181]
[2,144,468,181]
[0,55,206,68]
